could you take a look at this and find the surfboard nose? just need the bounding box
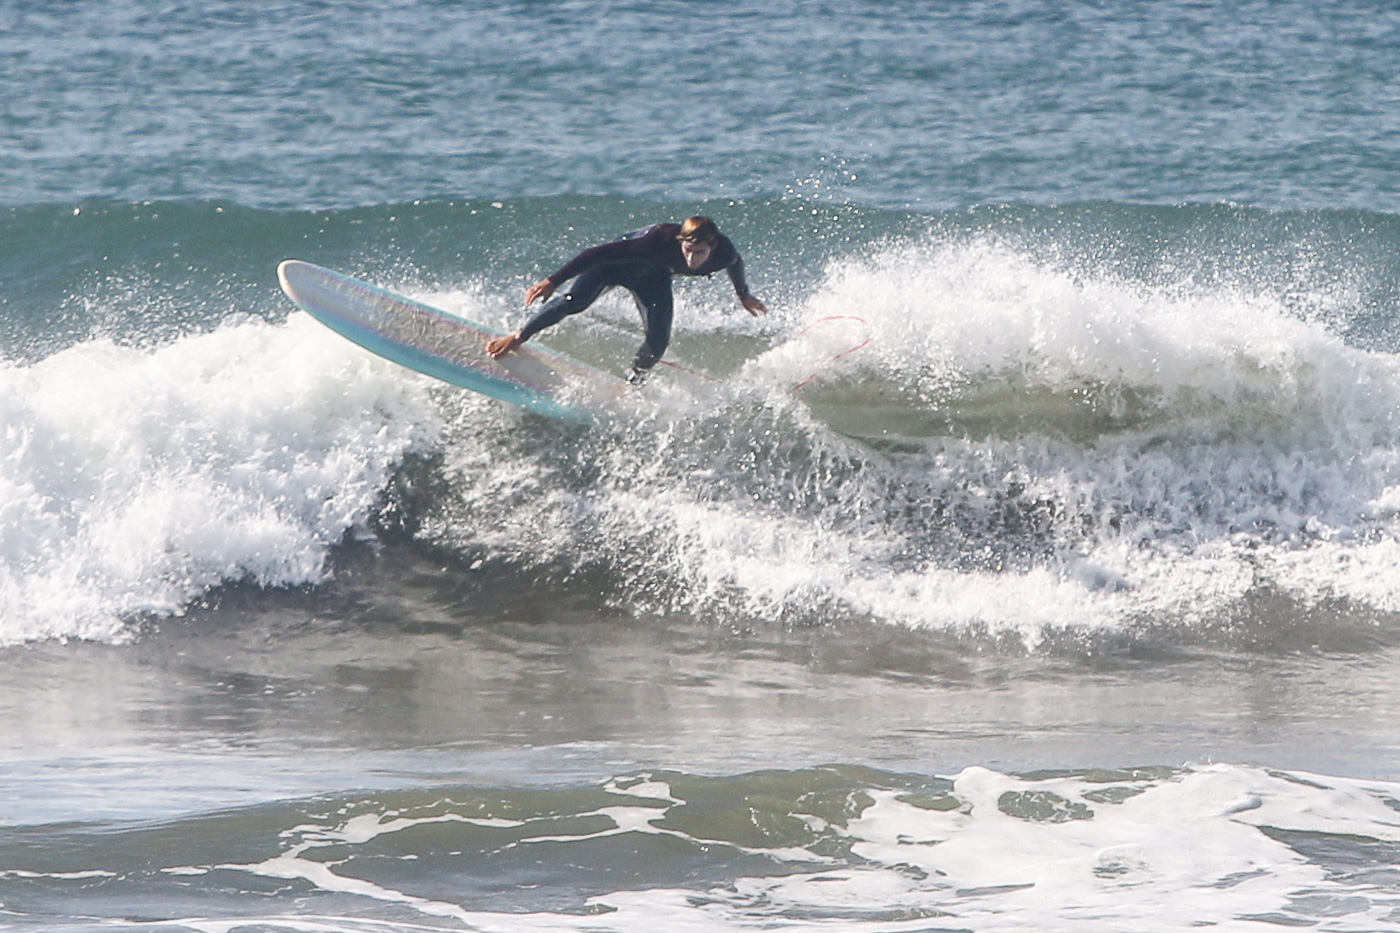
[277,259,308,291]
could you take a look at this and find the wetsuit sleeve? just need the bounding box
[547,228,665,285]
[726,255,754,301]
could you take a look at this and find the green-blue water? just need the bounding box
[6,2,1400,930]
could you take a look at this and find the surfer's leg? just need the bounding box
[518,266,614,342]
[628,273,674,373]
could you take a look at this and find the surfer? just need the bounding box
[485,216,767,381]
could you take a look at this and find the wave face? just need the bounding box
[6,198,1400,646]
[413,207,1400,647]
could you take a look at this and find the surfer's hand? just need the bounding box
[487,332,524,358]
[741,295,768,316]
[525,279,555,305]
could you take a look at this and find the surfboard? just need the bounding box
[277,260,623,421]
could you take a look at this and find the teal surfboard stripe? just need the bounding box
[277,260,617,422]
[349,325,577,419]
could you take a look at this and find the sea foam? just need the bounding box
[0,314,438,643]
[174,764,1400,932]
[422,235,1400,644]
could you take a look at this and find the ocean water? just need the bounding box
[6,1,1400,930]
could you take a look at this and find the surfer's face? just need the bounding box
[680,236,713,270]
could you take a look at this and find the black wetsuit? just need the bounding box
[518,223,755,372]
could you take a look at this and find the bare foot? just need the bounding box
[486,332,523,358]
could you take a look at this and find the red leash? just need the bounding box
[657,359,722,381]
[654,315,872,391]
[789,315,872,392]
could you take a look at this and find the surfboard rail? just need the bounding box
[277,260,622,421]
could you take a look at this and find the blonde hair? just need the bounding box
[679,216,719,245]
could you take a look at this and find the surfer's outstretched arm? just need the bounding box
[725,257,767,316]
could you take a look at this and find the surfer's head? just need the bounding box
[679,216,719,269]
